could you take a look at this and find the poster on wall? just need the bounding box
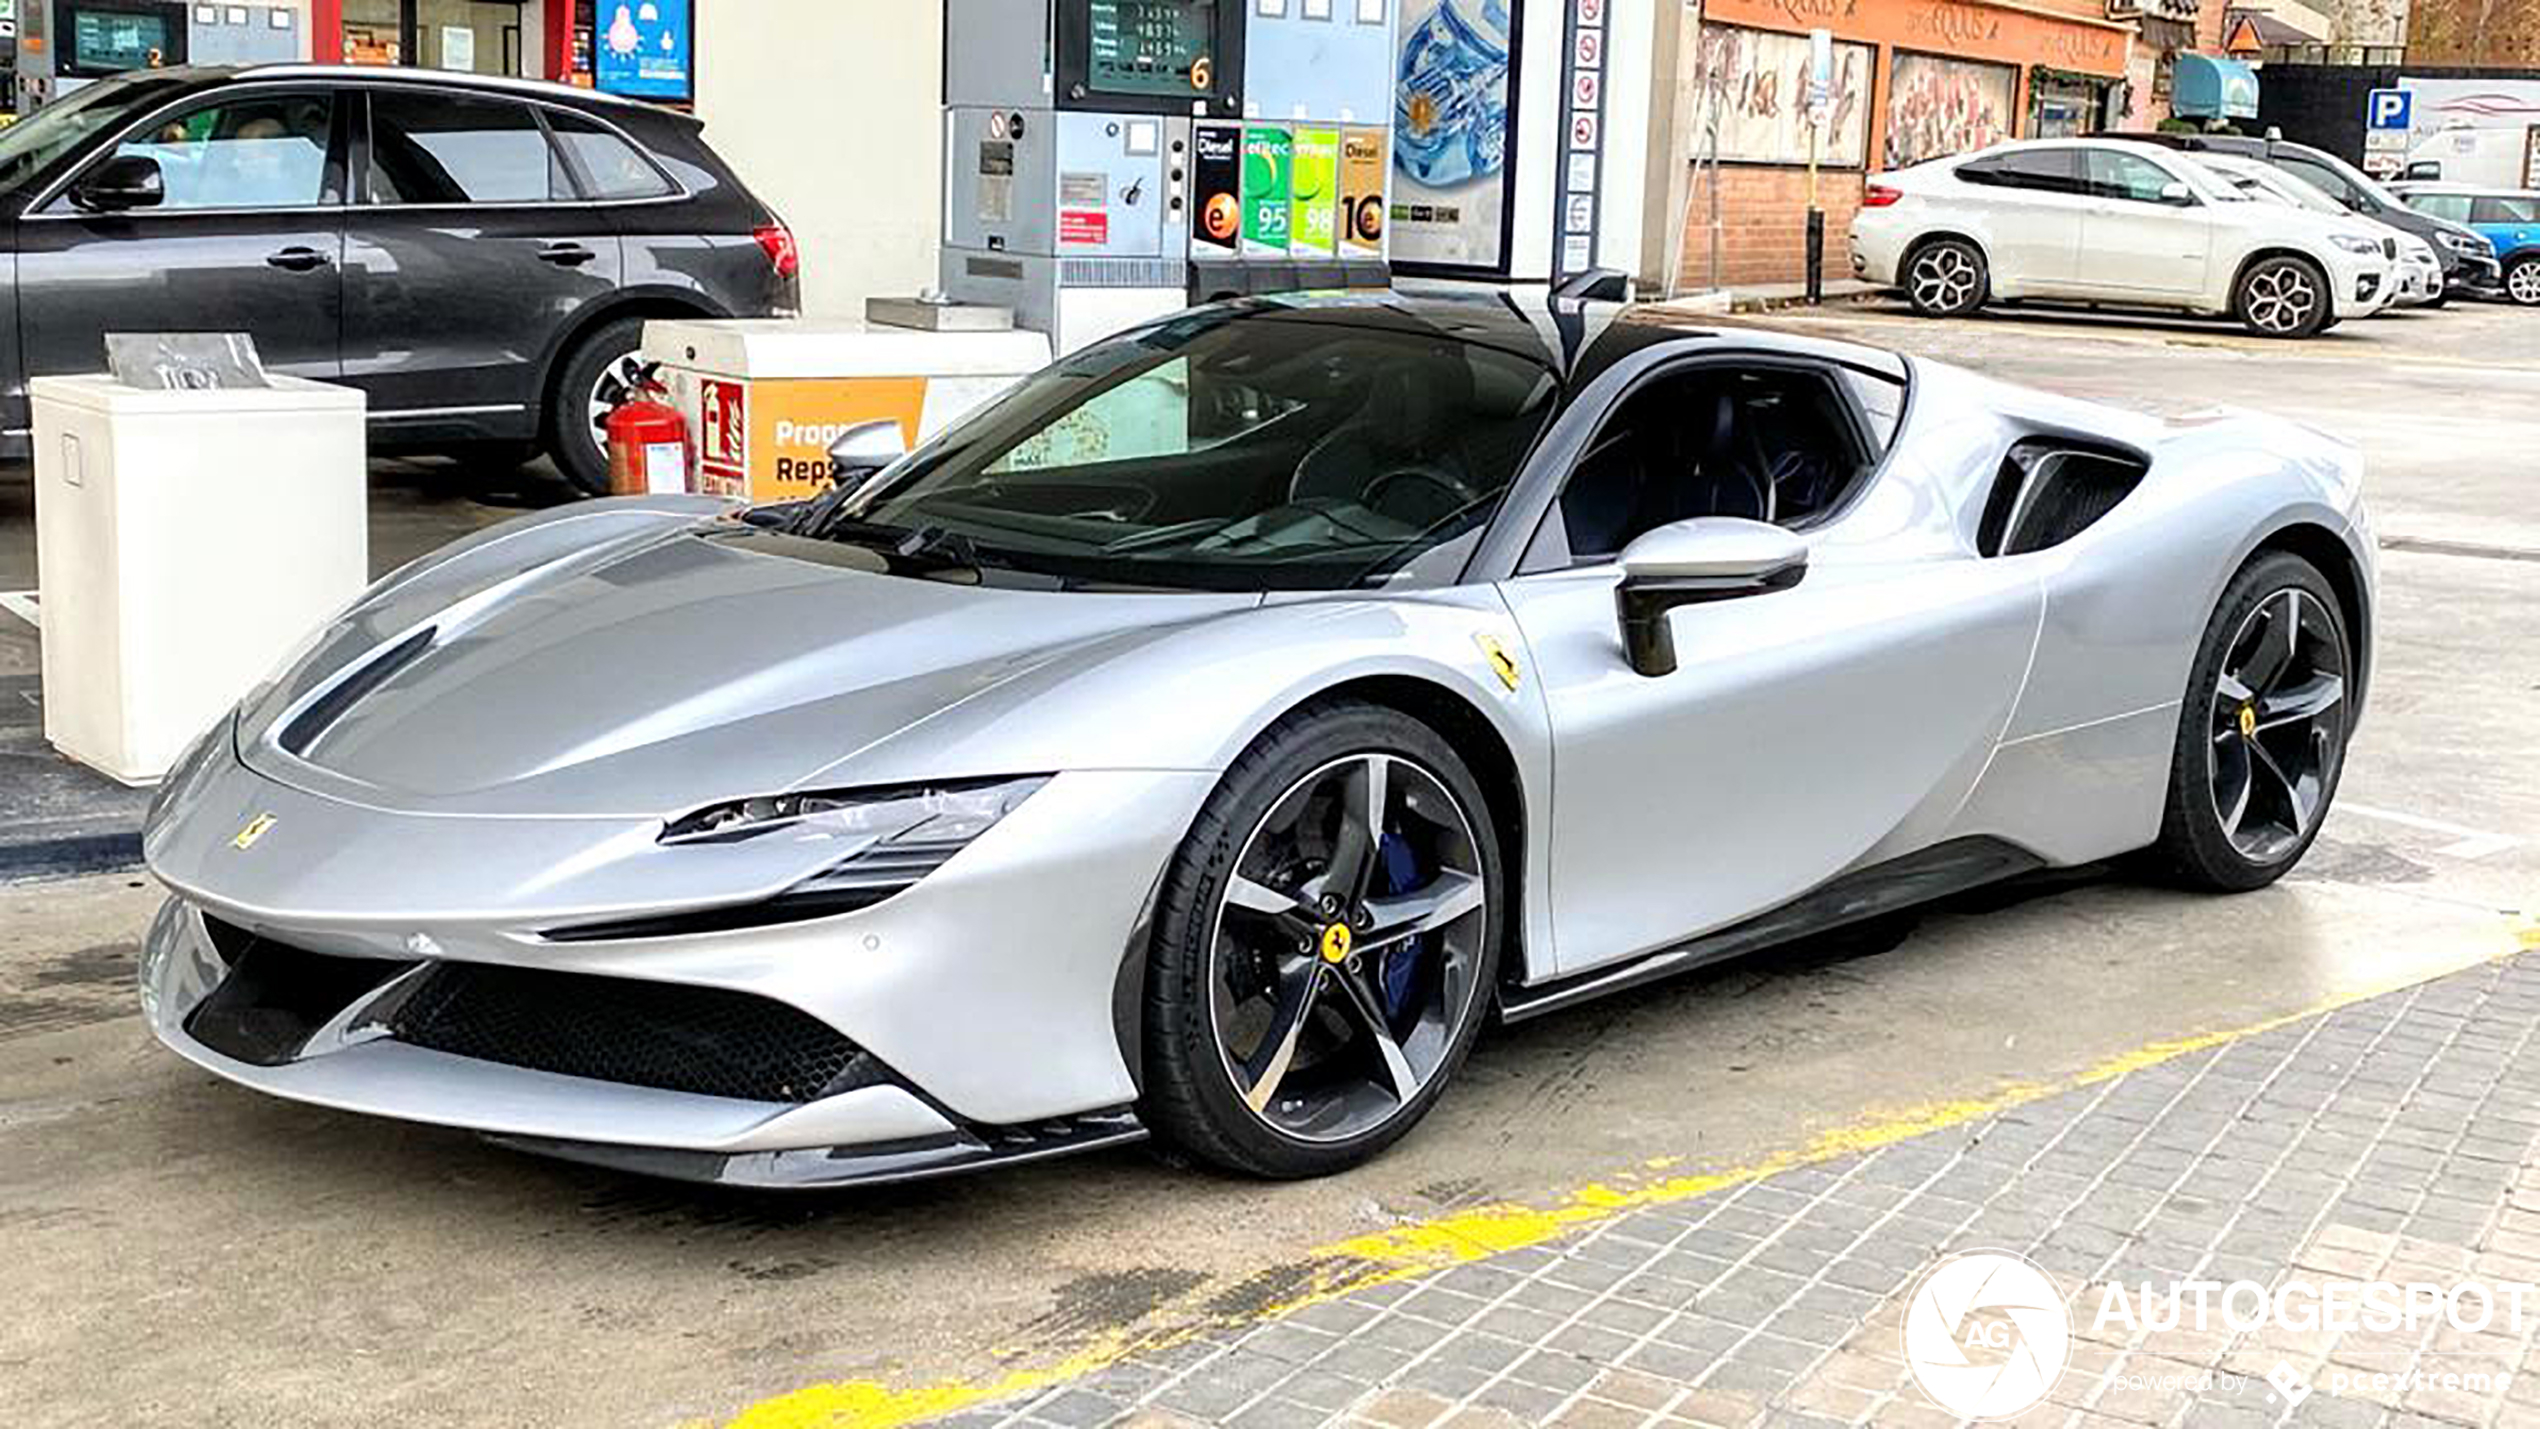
[596,0,692,102]
[1695,23,1870,169]
[1884,52,2017,169]
[1391,0,1520,274]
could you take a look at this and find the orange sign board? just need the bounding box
[685,376,928,504]
[1702,0,2131,76]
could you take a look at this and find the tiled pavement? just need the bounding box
[940,952,2540,1428]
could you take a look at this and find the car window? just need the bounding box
[1545,366,1868,568]
[2406,192,2473,222]
[2086,149,2183,204]
[546,111,673,200]
[367,91,566,205]
[839,314,1559,593]
[0,73,191,193]
[2471,195,2539,224]
[2272,155,2361,208]
[105,92,334,210]
[1958,149,2080,195]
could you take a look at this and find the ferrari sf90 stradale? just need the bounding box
[141,295,2371,1185]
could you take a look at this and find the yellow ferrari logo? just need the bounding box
[1319,922,1355,965]
[2238,704,2258,740]
[1475,633,1523,692]
[232,813,277,851]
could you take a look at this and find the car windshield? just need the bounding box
[823,310,1560,593]
[0,73,191,193]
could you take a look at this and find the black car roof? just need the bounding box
[1194,291,1907,390]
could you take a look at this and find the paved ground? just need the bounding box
[1,300,2535,1428]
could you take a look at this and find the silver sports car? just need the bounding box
[140,294,2372,1186]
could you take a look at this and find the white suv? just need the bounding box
[1849,138,2398,338]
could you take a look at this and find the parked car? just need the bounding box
[1850,137,2396,338]
[0,65,800,494]
[2192,154,2444,308]
[2112,130,2502,305]
[139,294,2372,1186]
[2391,183,2540,306]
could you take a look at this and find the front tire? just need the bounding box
[1142,702,1503,1178]
[2507,256,2540,307]
[2147,553,2352,891]
[2235,255,2331,338]
[1904,238,1988,319]
[545,316,651,498]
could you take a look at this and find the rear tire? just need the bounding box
[1141,701,1504,1179]
[545,316,650,499]
[1903,238,1988,319]
[2146,552,2352,892]
[2234,255,2331,338]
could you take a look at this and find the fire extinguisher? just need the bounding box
[604,368,690,497]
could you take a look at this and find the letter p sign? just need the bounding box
[2368,88,2412,131]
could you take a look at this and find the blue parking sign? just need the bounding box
[2367,88,2412,131]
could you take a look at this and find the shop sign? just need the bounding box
[1391,0,1521,275]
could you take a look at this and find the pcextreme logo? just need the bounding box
[1903,1250,2072,1419]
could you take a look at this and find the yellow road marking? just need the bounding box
[720,916,2535,1429]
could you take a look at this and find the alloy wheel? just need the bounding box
[2207,587,2347,863]
[2509,260,2540,306]
[2244,263,2320,334]
[586,350,651,456]
[1909,246,1979,313]
[1207,753,1488,1143]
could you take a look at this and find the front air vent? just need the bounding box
[276,627,437,757]
[185,920,419,1066]
[1977,440,2150,558]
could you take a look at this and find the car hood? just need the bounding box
[237,510,1259,819]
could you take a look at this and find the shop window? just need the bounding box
[109,93,334,209]
[368,91,566,204]
[547,111,673,200]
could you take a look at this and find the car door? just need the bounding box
[2074,147,2212,298]
[340,86,623,436]
[1953,148,2084,294]
[1496,357,2043,977]
[13,86,345,394]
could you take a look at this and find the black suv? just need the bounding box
[2107,131,2504,302]
[0,65,799,494]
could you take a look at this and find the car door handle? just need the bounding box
[265,246,333,272]
[538,243,599,267]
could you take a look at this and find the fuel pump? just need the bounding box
[939,0,1398,353]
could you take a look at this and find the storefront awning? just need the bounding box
[2173,54,2261,121]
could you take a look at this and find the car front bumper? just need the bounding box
[140,738,1216,1185]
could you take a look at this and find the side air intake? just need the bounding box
[1977,440,2150,557]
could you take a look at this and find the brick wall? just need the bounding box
[1672,165,1869,291]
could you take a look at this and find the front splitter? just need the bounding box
[484,1109,1149,1189]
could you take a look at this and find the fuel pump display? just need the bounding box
[1086,0,1217,96]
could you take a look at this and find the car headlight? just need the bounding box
[2437,230,2492,257]
[662,777,1050,849]
[2328,234,2382,255]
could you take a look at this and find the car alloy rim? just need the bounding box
[1909,246,1978,312]
[2207,587,2347,863]
[586,350,650,455]
[2244,263,2319,333]
[2511,263,2540,305]
[1207,752,1488,1144]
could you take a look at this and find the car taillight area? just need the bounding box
[1862,185,1903,208]
[754,223,802,278]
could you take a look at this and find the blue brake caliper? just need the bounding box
[1377,832,1427,1021]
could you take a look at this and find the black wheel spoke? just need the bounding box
[2256,674,2343,731]
[1330,962,1419,1103]
[1324,754,1389,904]
[1238,962,1321,1114]
[1361,868,1486,952]
[2207,582,2344,864]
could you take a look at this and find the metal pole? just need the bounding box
[1805,122,1823,304]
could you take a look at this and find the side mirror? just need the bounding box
[1615,518,1808,678]
[70,154,165,213]
[2158,181,2195,206]
[826,419,908,488]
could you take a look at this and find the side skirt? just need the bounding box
[1496,837,2044,1026]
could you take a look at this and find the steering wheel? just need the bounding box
[1362,464,1481,523]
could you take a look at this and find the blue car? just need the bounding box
[2394,184,2540,305]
